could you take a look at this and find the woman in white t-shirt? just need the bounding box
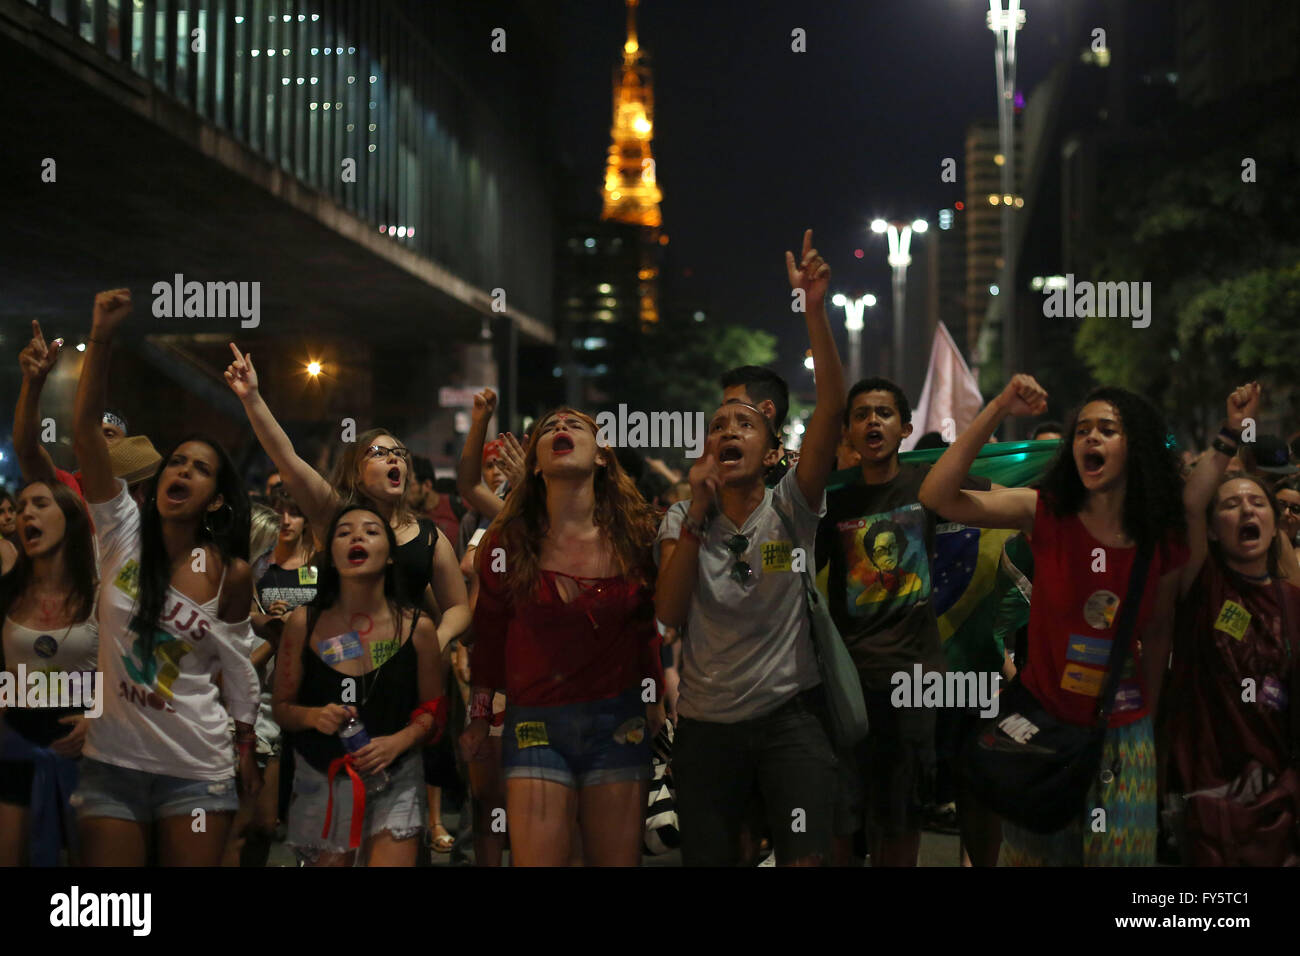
[0,480,99,866]
[70,289,262,867]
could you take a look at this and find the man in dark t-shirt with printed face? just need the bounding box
[815,378,990,866]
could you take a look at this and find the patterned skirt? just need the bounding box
[999,716,1157,867]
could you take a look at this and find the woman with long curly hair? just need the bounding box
[461,407,663,866]
[70,290,261,867]
[920,376,1188,866]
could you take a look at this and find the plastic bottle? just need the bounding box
[338,715,391,792]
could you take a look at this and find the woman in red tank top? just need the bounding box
[920,374,1188,865]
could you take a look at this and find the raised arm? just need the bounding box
[654,453,719,630]
[786,229,845,509]
[15,321,63,485]
[223,343,338,531]
[918,375,1045,535]
[457,388,508,519]
[1178,383,1259,598]
[72,291,132,504]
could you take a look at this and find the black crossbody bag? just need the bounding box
[960,542,1152,834]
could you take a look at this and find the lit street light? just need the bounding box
[988,0,1025,401]
[832,292,878,385]
[869,218,926,385]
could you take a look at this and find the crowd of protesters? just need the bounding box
[1,232,1298,868]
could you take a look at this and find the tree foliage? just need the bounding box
[1075,85,1300,445]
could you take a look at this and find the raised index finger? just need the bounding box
[31,319,46,349]
[802,229,813,259]
[228,342,246,365]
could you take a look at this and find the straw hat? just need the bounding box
[109,435,163,486]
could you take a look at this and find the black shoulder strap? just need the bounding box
[1273,580,1299,755]
[1093,542,1154,730]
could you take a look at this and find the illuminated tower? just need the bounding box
[601,0,663,325]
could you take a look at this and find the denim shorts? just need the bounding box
[71,757,239,822]
[286,749,426,862]
[501,688,651,789]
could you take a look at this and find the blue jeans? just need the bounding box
[501,688,651,788]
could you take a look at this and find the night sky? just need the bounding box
[550,0,1069,392]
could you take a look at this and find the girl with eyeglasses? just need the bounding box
[1162,383,1300,865]
[222,344,469,653]
[461,407,663,866]
[1274,475,1300,548]
[70,291,262,867]
[654,231,845,866]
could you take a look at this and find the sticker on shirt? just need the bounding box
[319,631,364,665]
[836,503,930,625]
[33,634,60,659]
[1060,664,1104,697]
[367,638,399,668]
[1213,600,1252,641]
[515,721,549,749]
[1065,634,1112,667]
[1083,590,1119,630]
[298,566,319,586]
[1262,675,1289,712]
[761,540,794,573]
[114,559,141,600]
[1113,680,1144,713]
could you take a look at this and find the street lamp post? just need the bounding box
[988,0,1025,392]
[832,292,877,385]
[871,218,927,386]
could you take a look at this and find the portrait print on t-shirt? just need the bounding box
[836,502,930,627]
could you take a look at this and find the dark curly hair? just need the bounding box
[1036,386,1186,551]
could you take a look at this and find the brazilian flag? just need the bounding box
[902,439,1059,672]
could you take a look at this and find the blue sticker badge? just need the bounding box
[1262,675,1289,712]
[320,631,364,665]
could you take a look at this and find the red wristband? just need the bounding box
[410,698,449,744]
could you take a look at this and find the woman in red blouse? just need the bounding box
[462,408,663,866]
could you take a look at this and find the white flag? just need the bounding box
[900,322,983,452]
